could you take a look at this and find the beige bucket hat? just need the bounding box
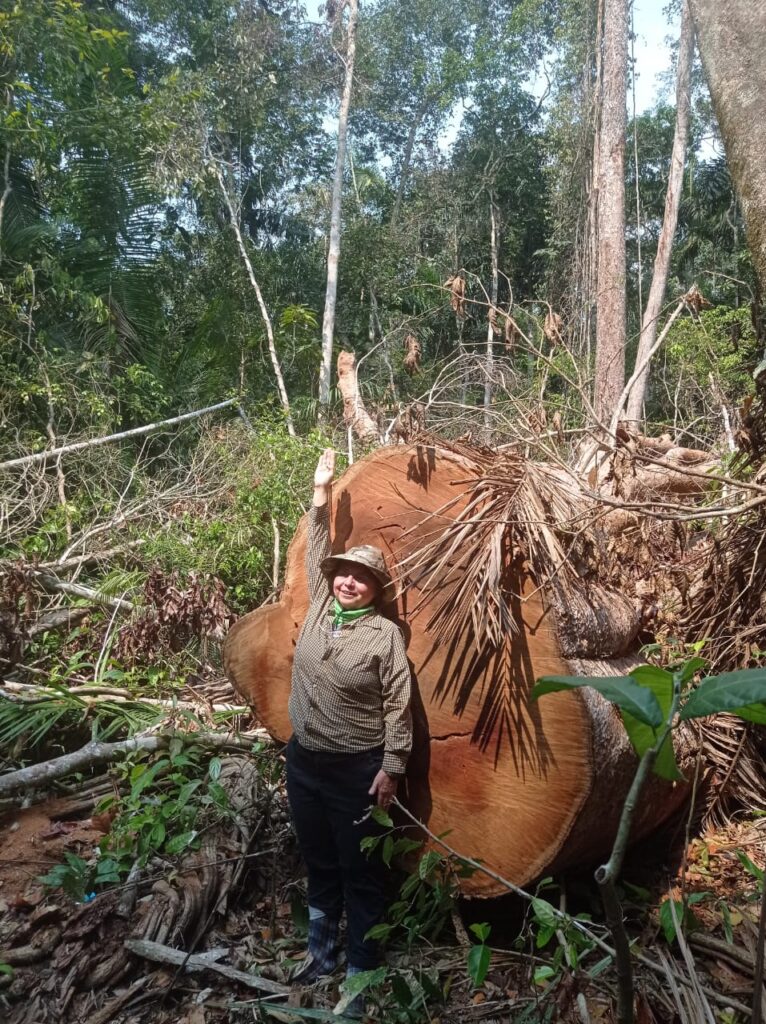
[320,545,394,598]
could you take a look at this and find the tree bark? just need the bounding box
[594,0,628,424]
[688,0,766,294]
[484,197,499,434]
[319,0,360,410]
[625,0,694,424]
[336,349,379,441]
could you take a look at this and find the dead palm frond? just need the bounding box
[395,441,639,661]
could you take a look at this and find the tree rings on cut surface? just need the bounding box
[225,444,691,895]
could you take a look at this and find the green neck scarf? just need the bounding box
[332,598,374,630]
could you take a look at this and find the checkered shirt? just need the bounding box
[288,503,413,776]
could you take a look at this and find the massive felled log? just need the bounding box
[225,444,692,896]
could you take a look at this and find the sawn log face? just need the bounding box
[224,445,690,895]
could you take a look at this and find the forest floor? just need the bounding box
[0,680,764,1024]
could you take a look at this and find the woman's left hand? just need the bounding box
[369,769,398,810]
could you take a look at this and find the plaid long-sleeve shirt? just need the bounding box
[288,503,413,776]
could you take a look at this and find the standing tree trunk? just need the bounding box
[392,96,429,227]
[688,0,766,295]
[215,166,295,437]
[625,0,694,424]
[484,196,499,434]
[594,0,628,425]
[319,0,360,411]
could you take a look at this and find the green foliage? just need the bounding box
[679,668,766,723]
[658,893,706,944]
[0,687,161,754]
[97,740,234,874]
[467,922,492,988]
[40,741,243,900]
[533,662,766,768]
[654,305,759,428]
[39,851,103,903]
[532,675,664,728]
[142,420,332,612]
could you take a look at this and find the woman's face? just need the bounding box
[332,562,380,609]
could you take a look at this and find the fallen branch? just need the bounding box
[37,540,146,573]
[124,938,289,995]
[33,571,135,611]
[0,398,240,472]
[0,731,260,798]
[0,683,250,718]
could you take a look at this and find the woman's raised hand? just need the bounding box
[313,448,336,489]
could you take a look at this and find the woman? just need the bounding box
[286,448,412,1014]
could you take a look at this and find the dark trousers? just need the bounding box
[285,735,387,970]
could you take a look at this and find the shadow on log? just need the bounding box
[225,444,694,896]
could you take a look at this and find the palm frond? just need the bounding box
[0,691,162,754]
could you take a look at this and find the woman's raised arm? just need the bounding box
[305,448,335,597]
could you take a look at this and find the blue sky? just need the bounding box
[632,0,676,111]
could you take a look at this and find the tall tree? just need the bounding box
[625,0,694,423]
[688,0,766,296]
[594,0,628,424]
[319,0,360,412]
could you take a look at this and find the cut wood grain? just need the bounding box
[225,444,693,895]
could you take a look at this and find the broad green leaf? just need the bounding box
[533,675,663,728]
[467,943,491,987]
[630,665,674,689]
[729,703,766,725]
[418,850,442,880]
[165,830,197,855]
[390,972,413,1006]
[659,899,682,943]
[342,966,387,997]
[678,657,707,684]
[370,806,393,828]
[469,922,491,942]
[680,669,766,721]
[533,965,556,986]
[531,896,558,929]
[382,835,394,867]
[620,665,682,779]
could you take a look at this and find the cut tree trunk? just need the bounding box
[225,445,693,896]
[337,350,379,441]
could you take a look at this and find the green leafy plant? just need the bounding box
[467,922,491,987]
[41,741,236,898]
[98,740,232,874]
[531,662,766,1024]
[363,807,472,949]
[39,850,118,902]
